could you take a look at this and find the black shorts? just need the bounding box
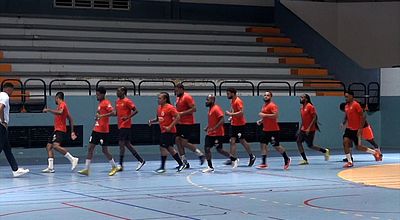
[89,131,109,146]
[260,131,280,147]
[160,133,176,148]
[297,131,315,147]
[176,124,195,142]
[343,128,360,146]
[204,135,224,149]
[118,128,131,141]
[48,131,66,144]
[230,125,246,140]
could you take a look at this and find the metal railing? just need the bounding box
[257,81,292,96]
[219,80,255,96]
[96,79,136,96]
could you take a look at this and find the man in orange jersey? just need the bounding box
[202,94,231,173]
[257,91,291,170]
[78,87,119,176]
[42,92,79,173]
[296,94,330,165]
[149,92,185,173]
[115,87,145,172]
[341,90,382,168]
[174,83,205,169]
[225,87,256,169]
[340,102,382,162]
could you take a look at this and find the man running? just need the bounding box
[202,94,231,173]
[149,92,185,173]
[257,91,291,170]
[115,87,145,172]
[225,87,256,168]
[0,83,30,177]
[78,87,119,176]
[296,94,330,165]
[174,83,205,168]
[341,90,382,168]
[42,92,79,173]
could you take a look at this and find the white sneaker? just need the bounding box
[232,158,239,169]
[136,161,146,171]
[42,167,55,173]
[71,157,79,171]
[13,168,30,177]
[202,167,214,173]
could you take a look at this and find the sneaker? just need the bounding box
[176,162,190,169]
[71,157,79,171]
[136,161,146,171]
[256,164,268,169]
[116,165,123,172]
[202,167,214,173]
[108,167,118,176]
[223,159,232,165]
[13,168,30,177]
[248,155,256,167]
[155,168,166,174]
[343,162,354,168]
[373,149,383,161]
[342,157,354,162]
[298,160,309,165]
[199,155,206,165]
[284,158,291,170]
[42,167,55,173]
[232,158,239,169]
[78,169,89,176]
[324,148,330,161]
[177,164,185,172]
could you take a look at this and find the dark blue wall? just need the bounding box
[274,0,380,87]
[0,0,274,23]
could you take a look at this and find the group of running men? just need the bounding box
[0,83,383,177]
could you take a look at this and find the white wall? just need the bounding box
[381,68,400,96]
[281,0,400,69]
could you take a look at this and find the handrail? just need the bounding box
[96,79,136,96]
[293,81,346,96]
[219,80,255,96]
[49,79,92,96]
[1,78,24,100]
[367,82,380,111]
[348,82,367,104]
[23,78,47,112]
[181,80,217,96]
[257,81,292,96]
[138,80,176,96]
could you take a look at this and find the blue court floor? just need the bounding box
[1,153,399,220]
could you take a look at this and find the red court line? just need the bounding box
[62,202,131,220]
[304,194,400,214]
[0,207,72,217]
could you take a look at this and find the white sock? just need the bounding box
[194,149,203,156]
[85,159,91,170]
[64,152,74,163]
[346,154,352,163]
[48,158,54,169]
[109,159,117,168]
[366,148,375,154]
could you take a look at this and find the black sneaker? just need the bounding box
[342,157,354,162]
[199,155,205,165]
[248,155,256,167]
[223,159,232,165]
[177,164,185,172]
[176,162,190,169]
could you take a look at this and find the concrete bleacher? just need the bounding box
[0,15,344,96]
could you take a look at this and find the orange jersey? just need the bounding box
[230,97,246,126]
[207,104,225,136]
[54,101,69,132]
[157,103,179,133]
[93,99,113,133]
[300,103,317,132]
[345,101,363,130]
[261,102,280,132]
[176,93,195,125]
[116,97,136,129]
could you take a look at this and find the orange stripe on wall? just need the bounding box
[0,64,12,72]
